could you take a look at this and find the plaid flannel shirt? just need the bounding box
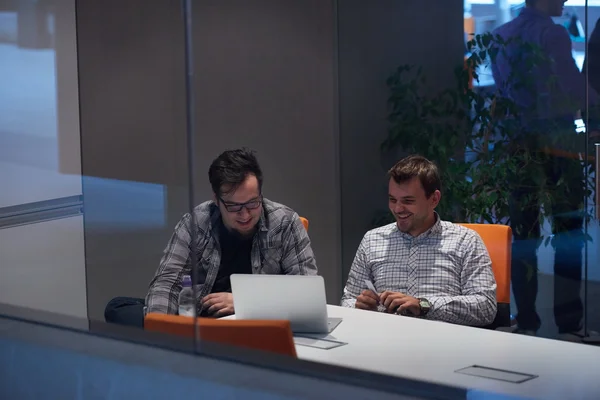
[145,198,318,314]
[341,216,497,326]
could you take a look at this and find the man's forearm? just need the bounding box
[426,294,496,326]
[145,287,178,315]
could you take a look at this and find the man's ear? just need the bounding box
[432,190,441,208]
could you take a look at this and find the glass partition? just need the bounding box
[0,0,193,352]
[74,0,194,348]
[188,0,342,353]
[178,0,599,394]
[3,1,600,399]
[581,0,600,345]
[0,0,86,319]
[462,0,599,342]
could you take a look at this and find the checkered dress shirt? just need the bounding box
[341,216,497,326]
[145,198,318,314]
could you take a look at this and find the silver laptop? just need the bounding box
[230,274,342,334]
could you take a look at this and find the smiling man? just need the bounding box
[145,148,318,317]
[341,155,497,327]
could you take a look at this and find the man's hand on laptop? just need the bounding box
[380,291,420,316]
[355,290,379,311]
[201,292,234,317]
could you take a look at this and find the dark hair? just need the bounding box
[387,155,441,198]
[525,0,536,6]
[208,148,263,196]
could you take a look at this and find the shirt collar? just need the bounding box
[258,206,268,232]
[395,212,442,240]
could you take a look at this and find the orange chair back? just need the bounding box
[299,217,309,231]
[459,224,512,304]
[464,15,475,41]
[144,313,297,357]
[464,55,474,90]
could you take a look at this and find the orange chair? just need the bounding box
[459,224,512,329]
[144,313,297,357]
[299,217,309,231]
[464,15,475,42]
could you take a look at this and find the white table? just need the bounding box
[231,305,600,400]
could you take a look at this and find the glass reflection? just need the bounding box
[0,0,85,318]
[463,0,599,341]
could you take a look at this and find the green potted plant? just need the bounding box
[377,33,595,250]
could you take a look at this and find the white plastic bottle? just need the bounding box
[178,275,195,316]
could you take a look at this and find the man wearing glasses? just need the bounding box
[145,148,318,317]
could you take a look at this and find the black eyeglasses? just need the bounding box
[218,196,262,213]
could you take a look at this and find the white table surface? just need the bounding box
[230,305,600,400]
